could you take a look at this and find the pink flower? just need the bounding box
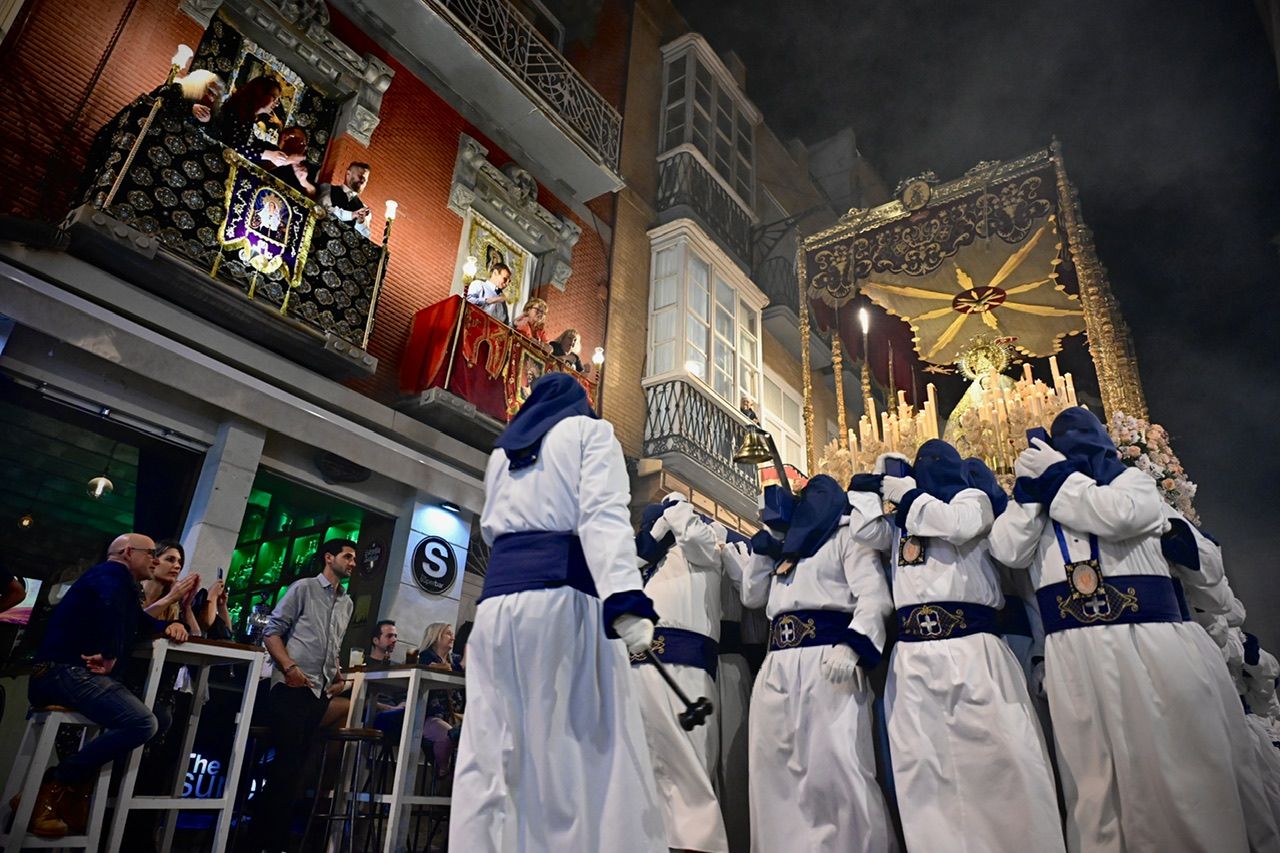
[1127,446,1142,458]
[1161,478,1176,491]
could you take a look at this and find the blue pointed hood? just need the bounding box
[963,457,1009,515]
[494,373,596,470]
[1050,406,1126,485]
[780,475,849,562]
[913,439,969,502]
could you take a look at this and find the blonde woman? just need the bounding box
[142,541,201,637]
[415,622,462,776]
[514,298,550,350]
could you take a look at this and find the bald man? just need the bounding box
[23,533,188,838]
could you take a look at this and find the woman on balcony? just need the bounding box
[513,298,550,351]
[213,75,292,168]
[549,328,585,372]
[267,127,316,198]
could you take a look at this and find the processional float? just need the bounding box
[789,141,1195,516]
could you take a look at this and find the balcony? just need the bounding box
[642,376,760,518]
[61,101,382,379]
[398,295,597,445]
[656,147,754,272]
[336,0,623,201]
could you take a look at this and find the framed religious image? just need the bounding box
[228,41,307,148]
[465,212,532,316]
[900,178,932,212]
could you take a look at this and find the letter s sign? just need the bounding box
[411,536,458,595]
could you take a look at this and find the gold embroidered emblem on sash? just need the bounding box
[630,633,666,663]
[770,615,818,648]
[901,604,967,639]
[1055,584,1140,624]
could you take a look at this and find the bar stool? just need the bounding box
[301,727,389,853]
[0,706,113,853]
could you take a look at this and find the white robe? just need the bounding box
[741,519,897,853]
[634,501,729,852]
[449,416,665,853]
[717,540,752,853]
[989,467,1250,853]
[1164,505,1280,851]
[854,488,1065,853]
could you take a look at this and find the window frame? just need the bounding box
[659,34,759,210]
[761,367,808,472]
[644,220,769,417]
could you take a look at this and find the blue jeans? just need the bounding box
[28,662,160,785]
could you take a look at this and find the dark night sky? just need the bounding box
[683,0,1280,647]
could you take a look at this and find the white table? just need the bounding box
[342,664,466,853]
[107,637,265,853]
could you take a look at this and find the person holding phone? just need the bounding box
[466,262,512,324]
[851,442,1064,853]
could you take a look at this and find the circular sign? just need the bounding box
[411,536,458,596]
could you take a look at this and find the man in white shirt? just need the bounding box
[466,263,512,324]
[318,162,372,238]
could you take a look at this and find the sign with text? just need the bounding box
[411,535,458,596]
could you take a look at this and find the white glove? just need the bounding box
[874,452,911,475]
[882,475,917,504]
[821,644,860,685]
[612,615,655,655]
[649,516,672,542]
[1017,438,1066,479]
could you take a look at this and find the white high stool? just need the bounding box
[0,705,113,853]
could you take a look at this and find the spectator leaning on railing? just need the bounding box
[467,262,513,325]
[318,161,373,238]
[23,533,189,839]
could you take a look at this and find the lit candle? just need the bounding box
[866,398,879,442]
[1050,356,1063,395]
[1064,373,1077,406]
[881,412,892,451]
[1022,362,1033,384]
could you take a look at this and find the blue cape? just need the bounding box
[913,439,969,503]
[781,475,849,562]
[493,373,597,470]
[963,457,1009,516]
[1051,406,1126,486]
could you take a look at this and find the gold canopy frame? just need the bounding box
[796,141,1147,473]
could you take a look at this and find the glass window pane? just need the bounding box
[714,341,733,373]
[739,364,758,400]
[715,276,734,308]
[715,306,734,340]
[685,349,706,379]
[656,246,678,278]
[739,335,757,365]
[741,302,758,336]
[653,307,675,342]
[686,313,708,353]
[764,376,781,412]
[714,370,733,400]
[654,276,676,309]
[653,340,674,375]
[695,63,712,110]
[689,255,710,317]
[784,395,800,432]
[786,436,802,467]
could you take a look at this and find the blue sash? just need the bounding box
[1036,574,1184,635]
[479,531,596,601]
[896,602,1000,642]
[630,626,719,678]
[766,609,881,668]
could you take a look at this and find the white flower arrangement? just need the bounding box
[1108,412,1199,523]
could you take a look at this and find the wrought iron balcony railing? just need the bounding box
[70,94,383,374]
[643,377,759,503]
[656,149,753,267]
[757,255,799,315]
[434,0,622,171]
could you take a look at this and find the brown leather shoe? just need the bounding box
[59,781,91,834]
[28,779,69,838]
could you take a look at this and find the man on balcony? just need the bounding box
[467,262,512,324]
[319,162,372,238]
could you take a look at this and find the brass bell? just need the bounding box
[733,427,773,465]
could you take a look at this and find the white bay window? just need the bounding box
[646,220,767,413]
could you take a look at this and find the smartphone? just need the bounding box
[884,458,911,478]
[1026,427,1049,445]
[217,566,224,580]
